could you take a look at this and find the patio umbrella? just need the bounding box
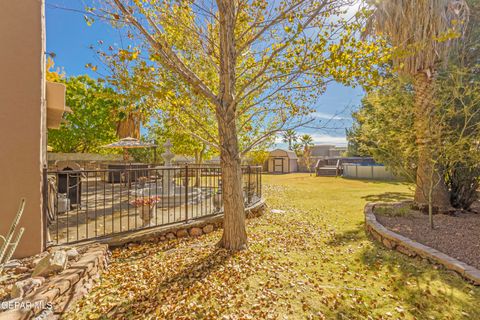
[102,137,156,161]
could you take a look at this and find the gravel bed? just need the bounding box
[375,207,480,270]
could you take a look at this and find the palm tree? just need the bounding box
[292,142,303,156]
[299,134,314,150]
[282,129,298,151]
[370,0,469,211]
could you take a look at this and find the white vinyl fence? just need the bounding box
[343,164,399,180]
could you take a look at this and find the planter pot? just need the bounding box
[139,204,154,227]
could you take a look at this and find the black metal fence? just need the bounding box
[43,165,262,246]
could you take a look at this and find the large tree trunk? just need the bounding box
[217,113,247,250]
[413,72,450,211]
[216,0,247,250]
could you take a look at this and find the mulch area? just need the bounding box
[375,206,480,270]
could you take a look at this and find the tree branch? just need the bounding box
[110,0,219,107]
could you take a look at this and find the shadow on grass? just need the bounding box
[155,248,231,289]
[343,177,411,186]
[109,245,233,316]
[326,225,364,247]
[361,192,412,203]
[359,240,480,319]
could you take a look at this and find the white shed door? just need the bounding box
[273,158,284,173]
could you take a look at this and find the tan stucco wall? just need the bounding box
[0,1,46,257]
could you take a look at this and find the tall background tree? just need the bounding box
[298,134,314,172]
[148,115,214,165]
[47,74,120,153]
[350,0,480,217]
[85,0,380,250]
[299,134,314,150]
[442,0,480,210]
[368,0,470,211]
[282,129,298,151]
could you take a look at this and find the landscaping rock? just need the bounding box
[465,268,480,285]
[2,260,22,269]
[66,248,80,261]
[370,230,382,242]
[13,266,30,274]
[202,224,214,234]
[30,253,48,268]
[165,233,176,240]
[189,228,203,237]
[10,284,25,299]
[396,245,416,257]
[159,236,166,241]
[382,238,396,249]
[176,229,188,238]
[11,277,45,298]
[271,209,286,214]
[32,251,67,277]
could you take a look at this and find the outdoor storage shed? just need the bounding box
[267,149,298,173]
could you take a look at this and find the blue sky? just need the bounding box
[46,0,363,147]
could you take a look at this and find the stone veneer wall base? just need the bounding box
[0,244,109,320]
[365,202,480,286]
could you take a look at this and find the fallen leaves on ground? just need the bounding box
[64,177,480,320]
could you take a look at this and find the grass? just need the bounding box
[374,204,413,217]
[64,174,480,320]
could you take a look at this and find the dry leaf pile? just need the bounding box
[64,180,480,320]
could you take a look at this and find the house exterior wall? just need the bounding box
[310,145,346,158]
[310,145,334,157]
[328,148,345,158]
[0,0,46,256]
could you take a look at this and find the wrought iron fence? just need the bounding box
[43,165,262,246]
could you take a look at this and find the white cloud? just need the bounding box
[309,133,347,146]
[274,133,347,147]
[311,111,347,120]
[343,1,362,19]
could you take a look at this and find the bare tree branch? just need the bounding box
[110,0,219,106]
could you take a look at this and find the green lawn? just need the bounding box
[65,174,480,320]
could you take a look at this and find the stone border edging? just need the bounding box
[0,244,109,320]
[106,199,267,248]
[365,202,480,286]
